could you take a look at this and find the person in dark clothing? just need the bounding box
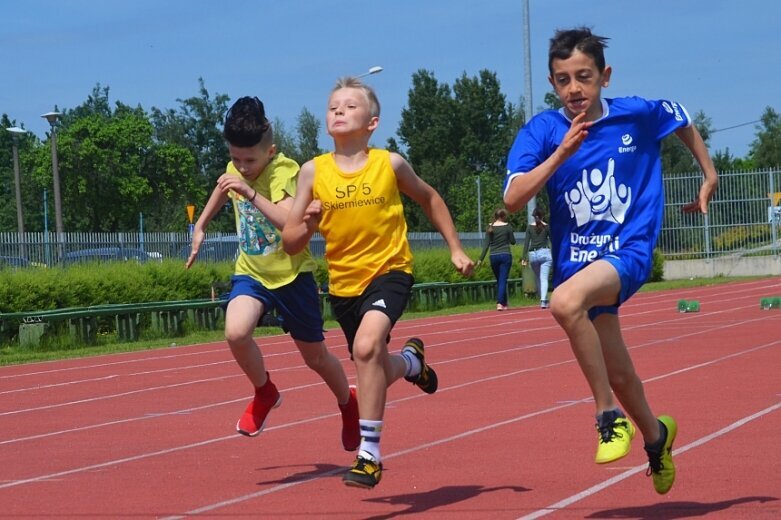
[478,208,516,310]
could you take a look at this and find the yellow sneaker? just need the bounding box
[645,415,677,494]
[595,410,635,464]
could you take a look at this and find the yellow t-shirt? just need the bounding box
[313,148,413,297]
[226,153,317,289]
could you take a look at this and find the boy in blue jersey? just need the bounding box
[503,28,718,494]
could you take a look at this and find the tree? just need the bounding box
[30,86,206,232]
[749,106,781,168]
[294,107,322,165]
[396,69,521,231]
[150,78,231,229]
[661,110,714,174]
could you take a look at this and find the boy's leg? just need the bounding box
[295,339,360,451]
[595,314,660,441]
[549,260,633,463]
[225,295,267,386]
[225,295,282,436]
[596,314,676,493]
[351,310,398,422]
[549,261,622,412]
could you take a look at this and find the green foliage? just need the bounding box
[396,69,522,231]
[749,106,781,168]
[0,260,233,313]
[712,224,772,252]
[650,248,665,282]
[1,75,778,239]
[662,110,713,174]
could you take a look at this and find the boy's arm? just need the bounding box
[281,161,318,255]
[391,153,474,276]
[185,185,229,268]
[504,112,591,213]
[675,125,719,214]
[216,173,292,230]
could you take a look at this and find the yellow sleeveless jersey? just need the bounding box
[312,149,413,297]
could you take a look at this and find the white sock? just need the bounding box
[358,419,383,462]
[401,350,422,379]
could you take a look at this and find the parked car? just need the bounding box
[179,235,239,263]
[0,255,31,269]
[61,247,163,266]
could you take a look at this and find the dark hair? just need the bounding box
[493,208,508,221]
[548,27,609,74]
[532,207,546,219]
[223,96,271,147]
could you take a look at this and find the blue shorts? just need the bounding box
[228,272,325,343]
[587,252,648,321]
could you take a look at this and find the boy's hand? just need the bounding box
[303,199,322,231]
[682,177,719,214]
[520,259,528,266]
[216,174,252,200]
[451,250,475,277]
[557,112,591,161]
[185,228,205,269]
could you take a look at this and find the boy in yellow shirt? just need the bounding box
[283,77,473,489]
[187,96,359,452]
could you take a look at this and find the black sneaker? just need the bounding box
[402,337,438,394]
[343,455,383,489]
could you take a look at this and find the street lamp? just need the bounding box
[5,126,27,258]
[41,111,63,258]
[356,66,383,78]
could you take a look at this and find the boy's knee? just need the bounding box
[300,344,328,370]
[224,325,253,346]
[351,338,381,364]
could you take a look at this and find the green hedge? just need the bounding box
[0,245,662,313]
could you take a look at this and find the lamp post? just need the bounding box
[6,126,27,258]
[356,66,383,78]
[41,111,63,258]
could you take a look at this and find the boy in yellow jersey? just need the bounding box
[186,96,359,453]
[283,77,474,489]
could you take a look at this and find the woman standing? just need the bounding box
[521,207,552,308]
[477,208,516,311]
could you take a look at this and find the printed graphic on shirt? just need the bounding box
[237,198,279,256]
[565,158,631,227]
[564,158,627,264]
[321,182,387,211]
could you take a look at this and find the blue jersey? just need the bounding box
[505,97,690,287]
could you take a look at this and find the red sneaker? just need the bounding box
[236,377,282,437]
[339,385,360,451]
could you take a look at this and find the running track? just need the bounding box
[1,279,779,519]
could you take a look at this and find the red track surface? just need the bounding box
[1,279,779,519]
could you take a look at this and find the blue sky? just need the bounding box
[2,0,777,159]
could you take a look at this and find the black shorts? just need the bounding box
[329,271,414,355]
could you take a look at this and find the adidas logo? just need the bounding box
[372,299,387,308]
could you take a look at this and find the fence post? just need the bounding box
[770,168,778,255]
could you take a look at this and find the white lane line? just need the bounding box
[516,401,781,520]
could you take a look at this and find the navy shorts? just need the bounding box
[588,251,649,321]
[329,271,414,355]
[228,272,325,343]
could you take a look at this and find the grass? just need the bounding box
[0,275,767,367]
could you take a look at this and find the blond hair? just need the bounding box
[332,76,381,118]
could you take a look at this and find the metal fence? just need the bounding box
[660,168,781,259]
[1,168,779,267]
